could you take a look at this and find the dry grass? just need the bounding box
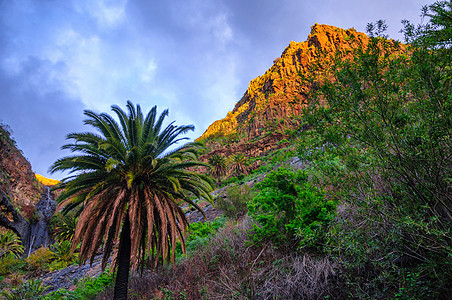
[96,217,342,299]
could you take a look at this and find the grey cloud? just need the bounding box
[0,56,86,179]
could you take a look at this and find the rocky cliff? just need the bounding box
[0,124,43,207]
[197,24,369,143]
[0,124,57,254]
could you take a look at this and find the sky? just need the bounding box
[0,0,435,179]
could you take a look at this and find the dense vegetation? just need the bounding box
[297,2,452,296]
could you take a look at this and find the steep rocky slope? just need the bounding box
[0,124,57,254]
[197,24,369,146]
[0,124,43,207]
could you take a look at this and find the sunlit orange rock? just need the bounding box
[197,24,369,142]
[35,174,60,186]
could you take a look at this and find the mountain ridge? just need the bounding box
[197,23,370,143]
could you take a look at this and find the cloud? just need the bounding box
[0,56,86,179]
[73,0,127,28]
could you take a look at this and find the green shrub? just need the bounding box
[0,231,24,258]
[49,241,78,271]
[185,218,226,253]
[174,218,227,257]
[0,254,26,276]
[216,185,255,218]
[248,166,336,250]
[188,218,226,240]
[1,279,49,300]
[43,270,114,300]
[226,176,239,185]
[252,164,272,175]
[277,138,288,145]
[75,271,114,299]
[26,247,54,274]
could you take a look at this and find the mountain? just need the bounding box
[197,24,369,154]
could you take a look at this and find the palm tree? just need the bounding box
[50,101,214,300]
[208,153,227,183]
[0,230,24,258]
[231,153,248,176]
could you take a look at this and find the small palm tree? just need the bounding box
[54,215,77,242]
[0,230,24,258]
[50,240,78,270]
[208,153,227,183]
[50,101,214,300]
[231,153,248,176]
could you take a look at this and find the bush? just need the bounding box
[1,279,49,300]
[277,138,288,145]
[248,166,336,250]
[252,164,273,175]
[49,240,78,271]
[43,270,114,300]
[216,184,255,218]
[0,254,26,276]
[175,217,226,256]
[226,175,239,185]
[299,2,452,296]
[26,247,54,274]
[187,218,226,242]
[0,231,24,258]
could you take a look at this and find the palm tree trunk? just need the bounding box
[113,213,132,300]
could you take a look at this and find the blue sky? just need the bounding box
[0,0,434,179]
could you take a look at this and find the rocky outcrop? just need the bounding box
[203,132,289,159]
[197,24,369,143]
[1,187,56,255]
[0,125,43,207]
[0,124,57,255]
[25,187,56,255]
[35,174,60,186]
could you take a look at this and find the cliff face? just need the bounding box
[0,124,58,254]
[197,24,369,142]
[0,124,43,207]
